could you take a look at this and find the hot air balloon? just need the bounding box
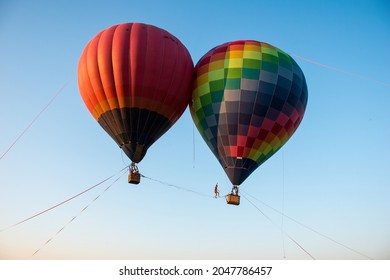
[190,40,308,204]
[78,23,193,183]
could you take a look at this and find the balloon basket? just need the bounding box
[128,172,141,184]
[226,194,240,205]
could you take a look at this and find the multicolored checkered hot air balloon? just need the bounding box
[191,40,308,196]
[78,23,193,182]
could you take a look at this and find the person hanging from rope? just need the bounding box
[214,183,220,198]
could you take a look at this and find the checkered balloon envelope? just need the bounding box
[191,40,308,186]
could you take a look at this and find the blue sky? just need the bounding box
[0,0,389,259]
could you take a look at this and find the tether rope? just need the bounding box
[242,194,316,260]
[0,80,69,161]
[31,169,127,257]
[241,190,373,259]
[0,166,128,233]
[141,174,214,199]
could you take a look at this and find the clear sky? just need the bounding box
[0,0,389,260]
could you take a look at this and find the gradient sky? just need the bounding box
[0,0,389,260]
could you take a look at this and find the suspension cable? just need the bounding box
[0,80,69,161]
[242,190,373,260]
[0,166,128,233]
[242,194,316,260]
[281,150,286,258]
[141,174,213,198]
[31,170,126,257]
[290,53,390,87]
[144,174,372,260]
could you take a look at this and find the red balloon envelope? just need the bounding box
[78,23,193,163]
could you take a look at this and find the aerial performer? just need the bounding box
[214,183,220,198]
[78,23,194,183]
[190,40,308,205]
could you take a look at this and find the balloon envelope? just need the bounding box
[191,40,308,185]
[78,23,193,163]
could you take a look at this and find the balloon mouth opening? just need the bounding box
[222,157,259,186]
[121,143,147,163]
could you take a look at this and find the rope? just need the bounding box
[242,190,373,260]
[281,150,286,258]
[192,123,196,168]
[141,174,214,199]
[134,174,372,260]
[242,194,316,260]
[31,170,126,257]
[0,166,128,233]
[290,53,390,87]
[120,149,131,167]
[0,80,69,161]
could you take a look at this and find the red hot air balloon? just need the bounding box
[78,23,193,182]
